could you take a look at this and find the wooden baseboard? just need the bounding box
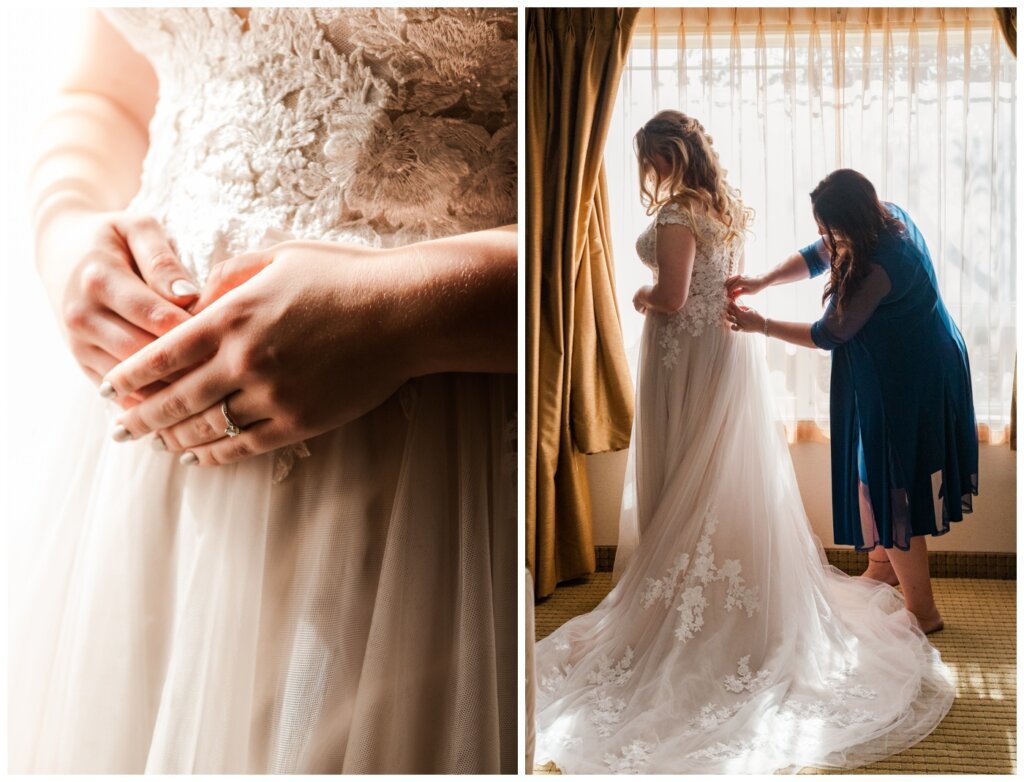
[594,545,1015,579]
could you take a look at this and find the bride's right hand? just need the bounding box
[725,273,767,299]
[48,210,199,408]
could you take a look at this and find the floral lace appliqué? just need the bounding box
[588,691,627,738]
[539,662,574,694]
[103,7,517,279]
[682,702,744,736]
[778,700,875,727]
[723,655,772,693]
[557,735,583,749]
[719,559,761,618]
[604,739,656,774]
[584,647,635,737]
[586,647,635,688]
[687,735,771,762]
[634,202,744,366]
[675,585,711,641]
[640,553,690,609]
[639,508,762,643]
[823,664,880,701]
[272,441,311,484]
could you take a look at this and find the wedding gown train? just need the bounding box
[10,8,516,773]
[533,202,954,774]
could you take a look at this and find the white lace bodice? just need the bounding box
[103,8,517,283]
[635,201,743,346]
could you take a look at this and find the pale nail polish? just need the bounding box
[171,279,199,297]
[151,435,167,451]
[112,425,133,443]
[180,451,199,466]
[99,381,116,399]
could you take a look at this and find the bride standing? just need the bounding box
[10,8,516,773]
[532,110,953,774]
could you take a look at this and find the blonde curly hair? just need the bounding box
[634,110,752,243]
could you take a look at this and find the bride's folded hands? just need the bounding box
[37,209,203,411]
[99,227,516,465]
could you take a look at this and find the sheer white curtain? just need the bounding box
[605,8,1016,441]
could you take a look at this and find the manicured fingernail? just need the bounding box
[180,451,199,466]
[112,425,133,442]
[171,279,199,297]
[99,381,116,399]
[151,435,166,451]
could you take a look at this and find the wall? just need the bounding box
[586,442,1016,552]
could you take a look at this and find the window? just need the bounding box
[606,8,1016,441]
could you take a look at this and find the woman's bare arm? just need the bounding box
[30,10,159,308]
[759,251,814,286]
[633,223,696,314]
[27,10,204,400]
[725,251,811,299]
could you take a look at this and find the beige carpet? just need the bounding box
[534,574,1016,774]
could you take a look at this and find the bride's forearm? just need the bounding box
[30,93,148,225]
[387,225,517,376]
[30,10,157,313]
[761,252,813,288]
[638,284,686,314]
[30,92,150,314]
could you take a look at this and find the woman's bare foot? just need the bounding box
[910,606,945,635]
[861,557,899,587]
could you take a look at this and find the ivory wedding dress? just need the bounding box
[9,8,516,774]
[533,201,954,774]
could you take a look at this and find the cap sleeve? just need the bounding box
[799,237,831,278]
[656,201,695,230]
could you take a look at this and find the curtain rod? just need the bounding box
[635,7,985,32]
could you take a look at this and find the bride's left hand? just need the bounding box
[725,300,765,333]
[100,240,419,465]
[632,286,652,314]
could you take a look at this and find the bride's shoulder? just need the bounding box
[655,199,698,230]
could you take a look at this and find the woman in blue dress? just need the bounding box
[725,168,978,634]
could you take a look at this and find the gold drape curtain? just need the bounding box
[527,9,637,598]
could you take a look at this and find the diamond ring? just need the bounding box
[221,399,242,438]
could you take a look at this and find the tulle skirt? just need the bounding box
[9,373,516,773]
[534,315,953,774]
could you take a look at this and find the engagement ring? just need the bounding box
[221,399,242,437]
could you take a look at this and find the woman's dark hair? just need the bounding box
[810,169,903,316]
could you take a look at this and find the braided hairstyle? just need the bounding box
[810,169,903,316]
[634,110,752,243]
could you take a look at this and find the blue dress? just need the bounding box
[800,203,978,550]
